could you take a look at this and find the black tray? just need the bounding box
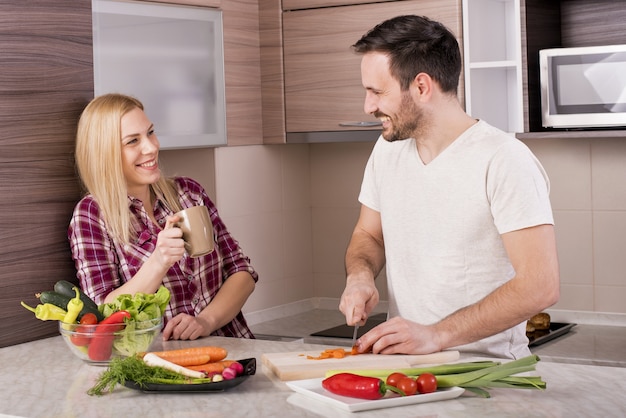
[527,322,576,347]
[123,357,256,393]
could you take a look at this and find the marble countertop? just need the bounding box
[2,334,626,417]
[250,309,626,368]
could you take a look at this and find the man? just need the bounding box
[340,15,559,359]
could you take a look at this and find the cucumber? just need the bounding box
[39,290,104,322]
[53,280,103,320]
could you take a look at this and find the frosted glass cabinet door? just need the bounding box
[92,0,227,148]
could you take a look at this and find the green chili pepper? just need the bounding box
[21,301,67,321]
[62,286,84,324]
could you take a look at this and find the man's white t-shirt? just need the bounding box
[358,120,554,359]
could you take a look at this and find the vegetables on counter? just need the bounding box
[21,281,171,362]
[143,352,206,379]
[99,285,170,324]
[322,373,404,400]
[87,345,249,396]
[20,301,67,321]
[324,354,547,399]
[144,346,229,365]
[88,310,132,362]
[37,290,102,322]
[62,286,84,325]
[54,279,104,321]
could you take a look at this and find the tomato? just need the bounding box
[80,312,99,325]
[416,373,438,394]
[396,377,418,396]
[70,313,99,346]
[385,372,408,388]
[69,325,95,346]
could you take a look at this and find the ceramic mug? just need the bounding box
[174,206,214,257]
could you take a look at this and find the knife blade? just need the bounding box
[351,324,359,347]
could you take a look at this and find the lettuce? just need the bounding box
[99,286,171,357]
[100,285,170,322]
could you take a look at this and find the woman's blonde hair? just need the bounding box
[75,93,182,244]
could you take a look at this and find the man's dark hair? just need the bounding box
[352,15,461,94]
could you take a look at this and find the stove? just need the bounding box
[308,313,576,347]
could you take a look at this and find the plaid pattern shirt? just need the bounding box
[68,177,258,338]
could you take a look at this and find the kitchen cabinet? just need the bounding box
[0,0,92,348]
[282,0,462,136]
[518,0,626,138]
[93,0,227,149]
[138,0,264,146]
[462,0,523,134]
[283,0,395,10]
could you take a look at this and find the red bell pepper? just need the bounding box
[322,373,404,400]
[87,310,131,361]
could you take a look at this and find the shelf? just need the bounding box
[469,60,518,69]
[517,130,626,140]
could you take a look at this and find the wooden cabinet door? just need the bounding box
[283,0,393,10]
[0,0,92,347]
[283,0,462,133]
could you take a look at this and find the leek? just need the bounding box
[325,354,546,398]
[325,360,501,379]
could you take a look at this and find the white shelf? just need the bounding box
[463,0,523,133]
[469,60,518,69]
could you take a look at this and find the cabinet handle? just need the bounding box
[338,121,382,127]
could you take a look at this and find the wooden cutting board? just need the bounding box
[262,350,460,381]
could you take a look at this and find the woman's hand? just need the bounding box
[162,313,211,340]
[153,215,185,269]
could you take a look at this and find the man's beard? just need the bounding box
[378,93,423,142]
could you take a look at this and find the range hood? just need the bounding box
[286,121,382,144]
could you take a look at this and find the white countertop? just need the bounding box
[1,335,626,417]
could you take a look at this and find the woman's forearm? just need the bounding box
[197,271,256,333]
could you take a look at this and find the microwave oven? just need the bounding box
[539,44,626,129]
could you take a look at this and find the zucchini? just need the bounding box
[39,290,104,322]
[54,280,100,312]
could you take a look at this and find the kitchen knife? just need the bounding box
[351,324,359,347]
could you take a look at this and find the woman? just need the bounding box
[68,93,258,341]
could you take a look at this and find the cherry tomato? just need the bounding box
[416,373,438,394]
[396,377,418,396]
[80,312,99,325]
[70,312,99,346]
[385,372,408,388]
[69,325,95,346]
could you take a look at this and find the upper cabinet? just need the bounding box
[462,0,523,134]
[283,0,393,9]
[281,0,462,139]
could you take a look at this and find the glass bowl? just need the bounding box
[59,317,162,365]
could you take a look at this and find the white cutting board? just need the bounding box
[262,350,460,381]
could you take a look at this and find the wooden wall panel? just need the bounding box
[0,0,93,347]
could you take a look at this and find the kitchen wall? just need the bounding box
[162,136,626,320]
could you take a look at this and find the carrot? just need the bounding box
[144,346,228,366]
[156,353,212,367]
[306,348,351,360]
[185,359,236,373]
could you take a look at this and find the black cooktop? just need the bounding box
[310,313,387,339]
[311,314,576,347]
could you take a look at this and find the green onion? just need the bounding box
[325,354,546,398]
[325,360,501,379]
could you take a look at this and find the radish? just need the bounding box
[222,366,238,380]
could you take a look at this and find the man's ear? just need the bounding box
[411,72,433,101]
